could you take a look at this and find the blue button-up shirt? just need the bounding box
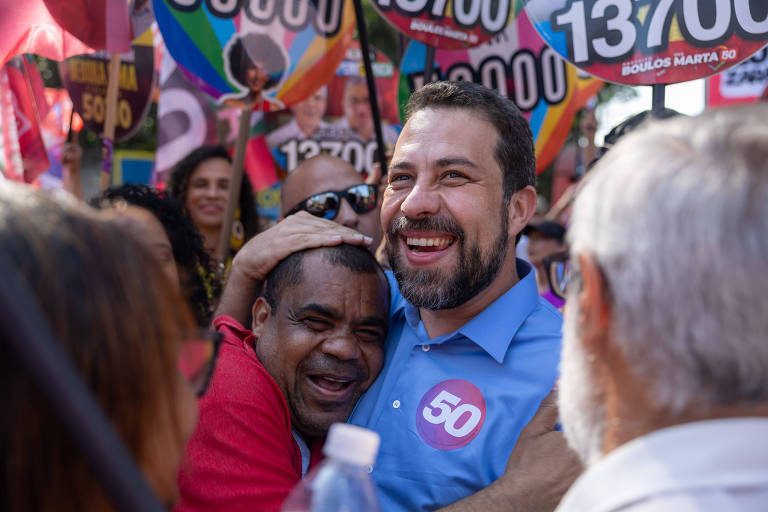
[349,259,562,511]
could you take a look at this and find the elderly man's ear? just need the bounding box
[251,297,272,337]
[576,252,612,356]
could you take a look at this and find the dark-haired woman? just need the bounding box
[167,145,259,268]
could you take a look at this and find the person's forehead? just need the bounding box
[345,83,369,98]
[191,157,231,180]
[297,90,327,106]
[392,108,499,167]
[283,254,387,312]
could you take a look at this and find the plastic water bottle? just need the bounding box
[281,423,381,512]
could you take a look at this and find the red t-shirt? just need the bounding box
[176,315,305,511]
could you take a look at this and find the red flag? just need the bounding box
[3,57,50,182]
[244,135,278,191]
[22,57,50,122]
[43,0,131,54]
[0,68,23,180]
[0,3,93,70]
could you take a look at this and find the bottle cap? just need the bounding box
[323,423,380,467]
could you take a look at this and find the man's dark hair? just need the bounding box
[405,81,536,203]
[92,183,217,326]
[167,145,259,244]
[263,244,389,310]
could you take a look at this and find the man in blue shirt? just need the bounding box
[346,80,567,510]
[219,81,580,511]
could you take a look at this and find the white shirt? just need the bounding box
[266,118,331,149]
[556,418,768,512]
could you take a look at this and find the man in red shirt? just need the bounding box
[176,243,389,511]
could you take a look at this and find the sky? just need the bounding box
[595,79,706,146]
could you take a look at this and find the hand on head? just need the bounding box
[233,211,373,282]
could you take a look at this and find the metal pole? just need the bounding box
[397,32,407,62]
[100,53,122,191]
[424,44,436,84]
[652,84,666,115]
[0,251,166,512]
[352,0,388,176]
[216,97,252,265]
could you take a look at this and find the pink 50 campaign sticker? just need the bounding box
[417,379,486,450]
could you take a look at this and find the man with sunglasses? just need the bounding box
[218,80,580,512]
[281,154,382,251]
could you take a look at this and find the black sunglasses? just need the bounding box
[286,184,378,220]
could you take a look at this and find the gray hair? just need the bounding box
[569,105,768,413]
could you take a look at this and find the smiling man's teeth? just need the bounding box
[406,237,452,248]
[314,376,351,392]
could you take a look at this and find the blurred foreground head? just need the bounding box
[0,185,198,510]
[95,183,216,326]
[560,105,768,466]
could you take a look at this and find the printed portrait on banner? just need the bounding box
[265,42,401,176]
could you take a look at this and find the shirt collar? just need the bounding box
[396,259,540,363]
[558,418,768,512]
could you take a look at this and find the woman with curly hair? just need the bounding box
[167,146,259,268]
[94,183,219,326]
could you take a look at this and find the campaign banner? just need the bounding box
[265,41,401,175]
[707,45,768,107]
[524,0,768,85]
[399,8,602,172]
[59,28,156,141]
[369,0,522,49]
[153,0,355,111]
[113,150,155,185]
[155,57,219,183]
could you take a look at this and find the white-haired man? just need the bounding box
[557,106,768,511]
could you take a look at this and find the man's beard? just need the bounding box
[559,295,606,466]
[386,210,509,311]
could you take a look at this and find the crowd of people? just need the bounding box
[3,80,767,511]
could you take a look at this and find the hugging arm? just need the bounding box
[438,391,583,512]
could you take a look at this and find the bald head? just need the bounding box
[281,154,382,249]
